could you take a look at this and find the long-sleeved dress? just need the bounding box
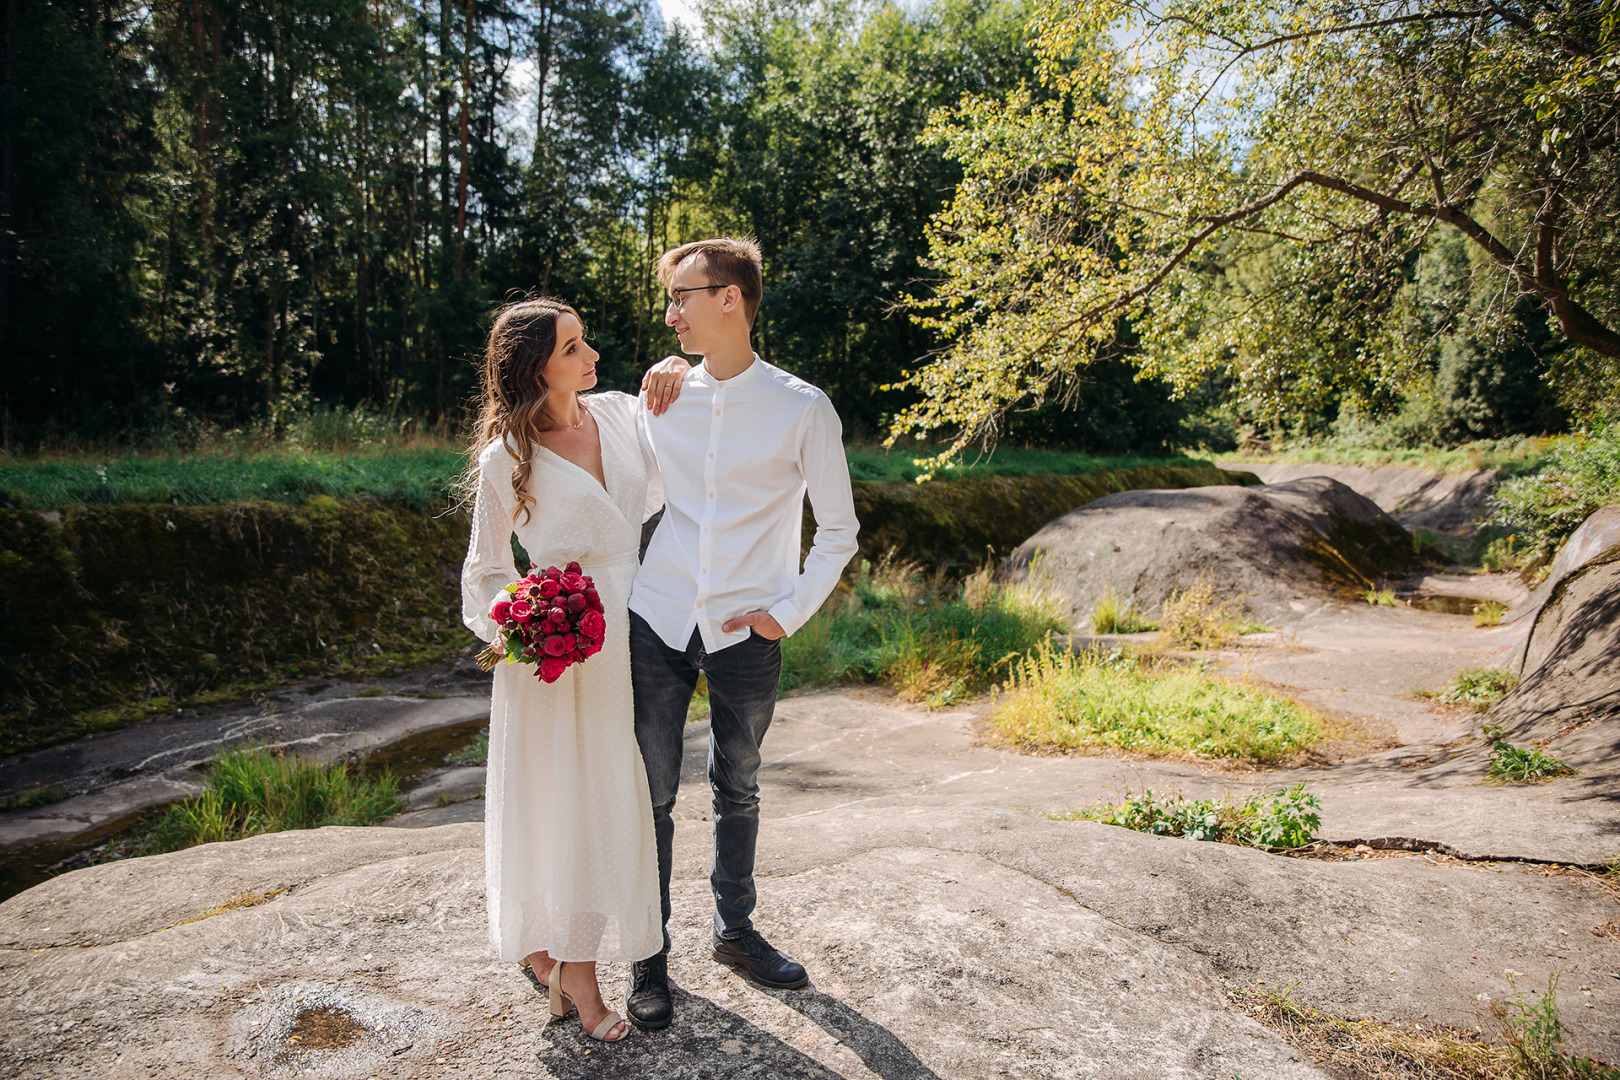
[461,391,663,963]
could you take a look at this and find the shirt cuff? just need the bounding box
[766,599,803,638]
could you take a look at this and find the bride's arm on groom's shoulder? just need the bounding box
[640,355,691,416]
[461,460,520,644]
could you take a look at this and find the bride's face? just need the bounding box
[542,313,599,394]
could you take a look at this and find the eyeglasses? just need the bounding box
[667,284,727,312]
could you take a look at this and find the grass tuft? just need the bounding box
[1438,668,1521,710]
[1089,588,1158,634]
[779,556,1068,709]
[138,745,402,855]
[1237,972,1620,1080]
[1361,587,1398,607]
[1484,726,1576,784]
[0,784,70,812]
[993,644,1322,763]
[1473,600,1508,627]
[1159,575,1240,650]
[1058,783,1321,850]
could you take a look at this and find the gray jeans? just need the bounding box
[629,610,782,955]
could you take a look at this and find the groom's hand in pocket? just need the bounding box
[722,610,785,640]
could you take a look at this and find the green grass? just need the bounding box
[0,784,70,811]
[845,445,1221,484]
[779,557,1068,708]
[0,441,1225,510]
[1360,587,1398,607]
[1058,783,1321,850]
[1435,667,1521,710]
[994,644,1323,763]
[1216,435,1557,476]
[137,745,403,855]
[1484,726,1576,784]
[1089,588,1158,634]
[1473,600,1507,626]
[0,446,464,511]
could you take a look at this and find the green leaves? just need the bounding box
[900,0,1620,459]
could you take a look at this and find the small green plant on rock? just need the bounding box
[1489,971,1619,1079]
[1060,783,1321,851]
[1360,587,1398,607]
[1485,726,1576,784]
[1089,588,1158,634]
[1473,600,1507,627]
[1437,667,1521,710]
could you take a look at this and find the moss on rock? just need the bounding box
[0,499,470,754]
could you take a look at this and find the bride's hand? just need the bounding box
[641,355,691,415]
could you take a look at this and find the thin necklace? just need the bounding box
[554,398,588,430]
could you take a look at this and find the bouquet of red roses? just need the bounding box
[476,561,607,683]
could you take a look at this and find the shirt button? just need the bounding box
[697,601,704,608]
[708,492,715,499]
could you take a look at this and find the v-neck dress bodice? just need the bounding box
[461,391,662,963]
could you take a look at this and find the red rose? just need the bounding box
[491,599,513,624]
[582,575,594,589]
[523,644,539,658]
[537,579,560,600]
[563,633,577,652]
[566,593,586,614]
[543,566,562,581]
[578,611,606,640]
[509,599,534,622]
[524,584,541,600]
[549,605,568,624]
[543,634,568,657]
[582,638,602,658]
[560,572,587,594]
[565,648,583,664]
[584,587,599,607]
[538,656,568,683]
[565,561,582,575]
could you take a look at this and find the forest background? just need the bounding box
[2,0,1615,457]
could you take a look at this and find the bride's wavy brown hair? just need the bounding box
[464,295,581,526]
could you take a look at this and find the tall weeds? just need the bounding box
[139,746,402,854]
[779,556,1068,708]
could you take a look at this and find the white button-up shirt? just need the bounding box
[629,355,860,653]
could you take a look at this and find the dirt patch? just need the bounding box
[285,1006,367,1051]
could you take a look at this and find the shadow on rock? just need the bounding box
[536,986,938,1079]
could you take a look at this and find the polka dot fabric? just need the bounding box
[461,391,662,963]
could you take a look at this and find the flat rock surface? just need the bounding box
[5,595,1620,1078]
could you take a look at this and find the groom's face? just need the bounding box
[665,255,734,356]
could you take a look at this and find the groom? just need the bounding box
[625,237,860,1029]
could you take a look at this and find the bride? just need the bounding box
[460,296,680,1042]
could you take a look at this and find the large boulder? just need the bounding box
[1003,477,1418,624]
[1228,461,1499,536]
[1486,506,1620,762]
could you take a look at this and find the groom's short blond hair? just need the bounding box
[657,237,763,327]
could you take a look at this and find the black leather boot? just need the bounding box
[711,929,809,989]
[626,953,673,1030]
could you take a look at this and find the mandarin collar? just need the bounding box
[694,352,762,388]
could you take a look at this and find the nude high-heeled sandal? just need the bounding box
[548,962,631,1041]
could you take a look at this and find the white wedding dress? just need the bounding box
[461,391,663,963]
